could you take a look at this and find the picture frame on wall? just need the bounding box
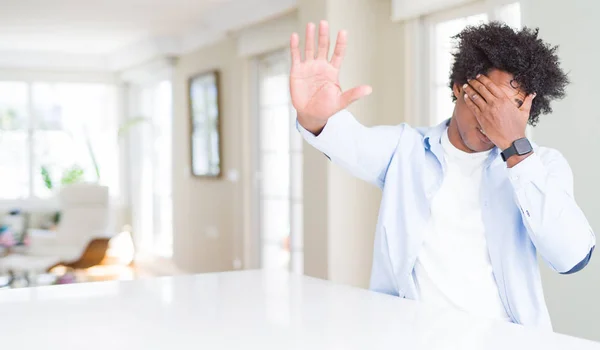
[188,70,222,178]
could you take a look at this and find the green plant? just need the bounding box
[0,108,20,130]
[41,165,53,190]
[60,165,85,185]
[39,164,85,192]
[52,211,61,225]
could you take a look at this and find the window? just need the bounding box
[0,82,29,199]
[127,80,173,257]
[427,2,522,125]
[256,50,303,274]
[0,81,118,200]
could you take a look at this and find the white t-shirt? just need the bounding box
[414,128,511,322]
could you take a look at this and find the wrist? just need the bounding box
[506,152,532,168]
[298,114,327,136]
[501,136,532,166]
[498,134,526,151]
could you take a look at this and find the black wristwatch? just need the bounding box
[501,137,533,162]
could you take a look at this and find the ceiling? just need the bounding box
[0,0,296,70]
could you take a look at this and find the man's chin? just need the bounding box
[472,145,495,153]
[465,140,495,153]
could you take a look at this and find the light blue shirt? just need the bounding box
[298,110,596,329]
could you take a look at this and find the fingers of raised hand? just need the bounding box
[290,33,301,65]
[305,22,316,61]
[330,29,347,69]
[317,20,330,60]
[294,21,346,69]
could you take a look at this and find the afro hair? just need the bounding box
[449,21,569,126]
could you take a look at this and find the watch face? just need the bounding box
[514,138,532,155]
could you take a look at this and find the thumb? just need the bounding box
[520,92,536,114]
[340,85,372,108]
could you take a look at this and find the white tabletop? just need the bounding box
[0,270,598,349]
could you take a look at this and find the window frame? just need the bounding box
[252,48,304,274]
[125,78,174,258]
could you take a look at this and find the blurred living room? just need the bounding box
[0,0,598,348]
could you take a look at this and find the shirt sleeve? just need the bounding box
[369,226,399,296]
[297,109,406,189]
[508,151,596,273]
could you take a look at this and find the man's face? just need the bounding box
[452,69,526,152]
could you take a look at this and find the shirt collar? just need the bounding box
[424,118,501,168]
[423,119,450,150]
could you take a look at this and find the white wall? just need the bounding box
[328,0,406,287]
[171,13,296,273]
[522,0,600,341]
[172,38,244,273]
[325,0,383,287]
[236,12,298,58]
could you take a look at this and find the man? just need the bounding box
[289,21,596,329]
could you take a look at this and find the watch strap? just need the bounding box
[501,137,532,162]
[501,145,518,162]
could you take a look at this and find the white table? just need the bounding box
[0,270,598,349]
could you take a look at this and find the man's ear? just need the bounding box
[452,82,462,100]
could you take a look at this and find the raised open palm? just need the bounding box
[290,21,372,134]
